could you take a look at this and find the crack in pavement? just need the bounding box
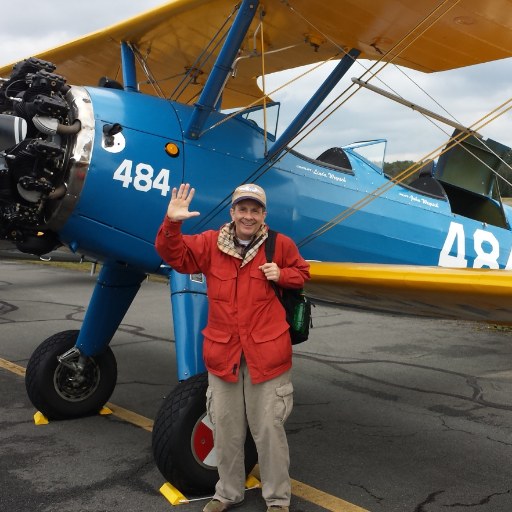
[350,421,393,429]
[293,401,331,407]
[286,420,323,435]
[348,481,384,505]
[414,490,445,511]
[0,299,174,344]
[331,379,400,402]
[438,418,476,437]
[359,431,416,438]
[0,300,19,322]
[313,320,355,329]
[294,353,512,411]
[486,436,512,447]
[444,488,512,507]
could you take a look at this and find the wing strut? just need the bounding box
[121,42,137,93]
[267,48,360,160]
[184,0,259,140]
[352,77,481,137]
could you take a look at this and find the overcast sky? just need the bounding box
[1,0,511,163]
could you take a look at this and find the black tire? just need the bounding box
[152,372,258,495]
[25,330,117,420]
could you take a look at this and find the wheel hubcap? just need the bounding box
[53,358,100,402]
[191,412,217,469]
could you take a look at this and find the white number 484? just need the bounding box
[113,159,171,196]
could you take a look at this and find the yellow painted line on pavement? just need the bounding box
[252,465,371,512]
[1,356,371,512]
[291,479,371,512]
[0,357,26,376]
[105,401,154,432]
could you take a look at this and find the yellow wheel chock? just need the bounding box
[34,405,112,425]
[160,475,262,506]
[33,411,49,425]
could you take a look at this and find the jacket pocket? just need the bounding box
[274,381,293,426]
[252,321,289,343]
[251,321,291,375]
[249,268,271,302]
[202,325,231,374]
[208,265,237,303]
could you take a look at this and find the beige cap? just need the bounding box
[232,184,266,208]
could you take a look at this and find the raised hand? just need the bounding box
[166,183,200,221]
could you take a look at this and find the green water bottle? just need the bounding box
[292,290,307,333]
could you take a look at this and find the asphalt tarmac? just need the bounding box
[2,259,512,512]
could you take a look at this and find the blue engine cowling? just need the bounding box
[0,58,186,272]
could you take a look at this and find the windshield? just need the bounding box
[343,139,387,173]
[232,102,280,138]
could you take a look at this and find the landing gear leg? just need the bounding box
[25,261,146,419]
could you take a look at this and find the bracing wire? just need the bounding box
[169,2,240,101]
[199,53,340,136]
[290,0,512,182]
[139,71,187,86]
[271,0,512,227]
[129,44,165,98]
[190,0,462,233]
[174,25,231,102]
[296,97,512,248]
[202,0,460,138]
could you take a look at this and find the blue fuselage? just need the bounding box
[57,87,512,273]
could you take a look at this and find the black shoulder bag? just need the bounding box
[264,229,312,345]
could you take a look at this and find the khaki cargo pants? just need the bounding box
[207,357,293,507]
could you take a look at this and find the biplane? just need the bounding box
[1,0,512,495]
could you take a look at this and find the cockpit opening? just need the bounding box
[434,131,510,230]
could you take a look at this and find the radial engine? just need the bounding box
[0,57,84,255]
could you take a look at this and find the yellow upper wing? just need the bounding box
[1,0,511,108]
[306,262,512,325]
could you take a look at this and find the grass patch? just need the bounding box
[489,324,512,333]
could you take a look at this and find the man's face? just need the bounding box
[230,199,267,241]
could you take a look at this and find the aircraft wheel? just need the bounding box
[152,372,258,495]
[25,330,117,420]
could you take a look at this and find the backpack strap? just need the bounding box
[264,229,284,306]
[265,228,277,263]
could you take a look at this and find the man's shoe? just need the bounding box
[267,506,289,512]
[203,499,245,512]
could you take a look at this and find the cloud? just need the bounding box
[0,0,164,65]
[262,57,512,162]
[1,1,511,163]
[0,33,73,67]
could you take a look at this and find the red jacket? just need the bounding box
[155,216,311,384]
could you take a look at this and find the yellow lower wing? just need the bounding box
[306,262,512,325]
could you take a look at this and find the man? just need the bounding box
[155,183,310,512]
